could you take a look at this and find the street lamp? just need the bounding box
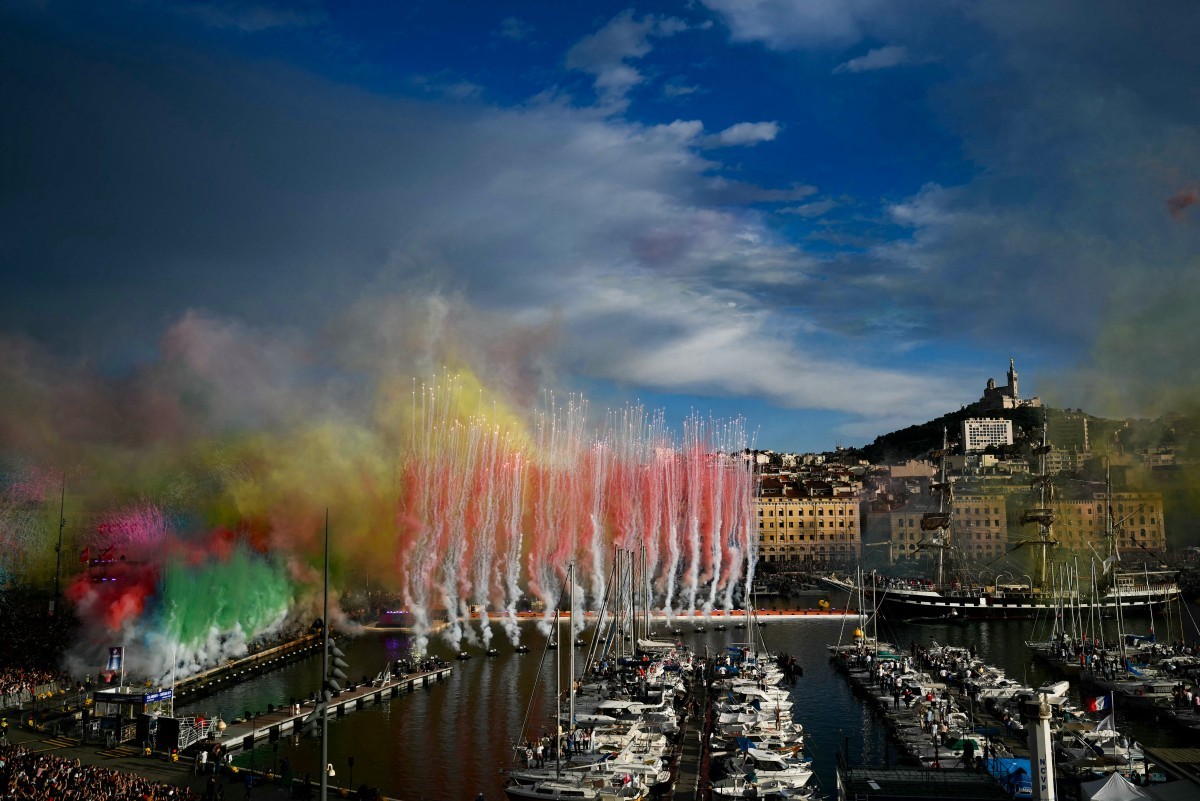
[249,712,258,776]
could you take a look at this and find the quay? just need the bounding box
[175,633,324,702]
[666,666,712,801]
[208,664,454,752]
[830,641,1030,765]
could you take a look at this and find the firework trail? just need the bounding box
[586,441,609,610]
[499,449,525,645]
[469,425,502,649]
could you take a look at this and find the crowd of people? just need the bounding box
[0,667,71,705]
[0,742,197,800]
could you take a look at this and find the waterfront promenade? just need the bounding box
[213,663,453,753]
[0,633,453,801]
[1,666,453,801]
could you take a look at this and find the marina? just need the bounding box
[8,599,1200,800]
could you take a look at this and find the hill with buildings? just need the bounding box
[752,362,1200,577]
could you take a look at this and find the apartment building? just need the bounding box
[874,493,1009,564]
[962,418,1014,453]
[1053,492,1166,555]
[756,497,862,563]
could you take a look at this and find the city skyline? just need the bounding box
[3,1,1199,452]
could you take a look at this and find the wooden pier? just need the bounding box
[175,634,324,702]
[210,666,454,753]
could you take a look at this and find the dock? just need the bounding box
[175,634,324,702]
[668,669,712,801]
[210,666,453,752]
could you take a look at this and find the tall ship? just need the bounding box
[821,425,1180,620]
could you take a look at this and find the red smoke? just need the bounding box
[67,561,161,632]
[1167,189,1198,220]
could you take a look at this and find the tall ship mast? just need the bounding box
[919,428,953,590]
[1019,415,1057,588]
[820,418,1181,620]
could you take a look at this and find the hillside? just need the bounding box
[854,403,1045,464]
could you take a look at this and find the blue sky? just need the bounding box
[2,0,1199,452]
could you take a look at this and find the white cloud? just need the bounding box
[833,45,916,74]
[566,10,690,110]
[701,0,878,49]
[648,119,706,145]
[662,81,700,98]
[703,121,780,147]
[780,198,838,218]
[4,38,971,432]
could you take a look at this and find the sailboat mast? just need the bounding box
[1105,462,1128,657]
[1038,419,1051,586]
[320,510,330,801]
[642,545,649,640]
[555,605,562,778]
[568,563,576,736]
[936,427,948,589]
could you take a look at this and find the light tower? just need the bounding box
[1024,682,1067,801]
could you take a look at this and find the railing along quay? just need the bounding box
[174,634,323,702]
[212,665,453,753]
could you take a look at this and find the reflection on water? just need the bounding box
[178,604,1200,800]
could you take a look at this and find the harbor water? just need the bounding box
[178,597,1200,801]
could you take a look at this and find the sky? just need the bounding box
[2,0,1199,452]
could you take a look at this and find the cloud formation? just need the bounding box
[704,121,781,147]
[0,17,962,447]
[7,0,1199,452]
[698,0,1200,420]
[565,10,689,110]
[833,45,916,74]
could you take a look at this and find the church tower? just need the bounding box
[1008,358,1019,401]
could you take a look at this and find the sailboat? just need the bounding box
[821,425,1180,620]
[505,563,652,801]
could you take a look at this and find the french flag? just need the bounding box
[1086,695,1110,713]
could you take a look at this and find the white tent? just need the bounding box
[1082,772,1151,801]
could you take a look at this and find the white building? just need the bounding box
[961,418,1013,453]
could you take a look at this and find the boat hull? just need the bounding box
[819,576,1180,620]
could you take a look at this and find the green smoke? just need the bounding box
[158,545,294,651]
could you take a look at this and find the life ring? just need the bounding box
[1136,689,1144,696]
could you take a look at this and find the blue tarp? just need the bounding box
[987,758,1033,799]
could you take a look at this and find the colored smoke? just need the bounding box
[1,301,760,678]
